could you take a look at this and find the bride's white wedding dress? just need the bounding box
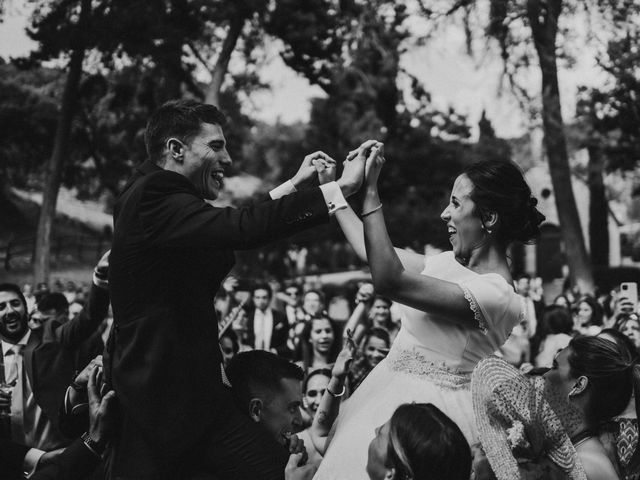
[314,251,525,480]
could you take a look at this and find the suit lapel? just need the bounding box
[246,312,256,348]
[23,330,41,391]
[0,344,5,384]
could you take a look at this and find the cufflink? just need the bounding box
[328,202,335,210]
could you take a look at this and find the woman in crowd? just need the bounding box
[544,333,640,479]
[534,305,574,368]
[298,316,339,373]
[349,327,390,393]
[573,295,604,336]
[368,296,398,342]
[554,294,572,309]
[315,144,543,479]
[615,313,640,352]
[297,368,332,466]
[219,330,240,368]
[365,403,471,480]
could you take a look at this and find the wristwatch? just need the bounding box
[81,431,105,457]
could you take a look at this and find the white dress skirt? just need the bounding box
[314,252,525,480]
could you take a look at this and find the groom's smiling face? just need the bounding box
[179,122,232,200]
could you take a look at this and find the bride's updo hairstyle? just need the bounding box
[386,403,471,480]
[462,160,545,246]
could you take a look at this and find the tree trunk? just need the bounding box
[33,0,89,284]
[587,145,609,267]
[205,16,245,106]
[527,0,595,293]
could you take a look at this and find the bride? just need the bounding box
[313,141,545,479]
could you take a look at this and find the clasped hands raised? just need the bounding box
[290,140,385,198]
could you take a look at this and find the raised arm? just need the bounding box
[336,206,425,273]
[308,333,355,455]
[314,151,425,273]
[56,251,110,348]
[359,143,475,326]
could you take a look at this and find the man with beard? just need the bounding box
[0,254,109,471]
[106,99,365,479]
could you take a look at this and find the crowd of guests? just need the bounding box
[500,274,640,372]
[1,257,640,479]
[216,277,398,398]
[1,255,639,480]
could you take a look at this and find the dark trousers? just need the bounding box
[108,386,288,480]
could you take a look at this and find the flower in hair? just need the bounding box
[507,421,530,450]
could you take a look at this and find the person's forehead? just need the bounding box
[312,319,331,329]
[253,289,270,297]
[0,290,21,303]
[195,122,225,141]
[451,174,474,198]
[306,374,330,391]
[367,337,388,348]
[554,347,571,364]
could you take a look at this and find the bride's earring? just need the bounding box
[481,223,493,235]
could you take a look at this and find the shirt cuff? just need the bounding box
[269,180,297,200]
[93,271,109,290]
[24,448,45,478]
[320,182,348,216]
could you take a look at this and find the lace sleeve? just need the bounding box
[461,284,489,334]
[459,275,522,338]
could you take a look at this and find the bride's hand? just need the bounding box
[364,141,385,188]
[346,140,384,185]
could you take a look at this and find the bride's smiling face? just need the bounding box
[440,174,485,260]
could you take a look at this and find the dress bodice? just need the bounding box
[390,251,524,373]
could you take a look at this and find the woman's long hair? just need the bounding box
[386,403,471,480]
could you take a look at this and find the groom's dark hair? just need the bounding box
[145,99,227,162]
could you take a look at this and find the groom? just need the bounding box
[106,99,366,479]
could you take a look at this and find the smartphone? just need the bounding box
[620,282,639,310]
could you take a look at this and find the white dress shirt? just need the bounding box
[269,180,348,215]
[254,308,274,351]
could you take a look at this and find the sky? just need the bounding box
[0,4,610,140]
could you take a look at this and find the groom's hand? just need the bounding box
[291,152,328,189]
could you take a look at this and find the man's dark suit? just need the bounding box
[246,307,289,356]
[0,285,109,449]
[0,438,28,479]
[107,160,329,478]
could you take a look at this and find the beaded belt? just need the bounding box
[386,347,471,390]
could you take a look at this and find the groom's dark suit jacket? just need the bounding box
[107,160,329,476]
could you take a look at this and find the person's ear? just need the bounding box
[248,398,263,423]
[482,211,499,233]
[166,138,184,163]
[568,376,589,398]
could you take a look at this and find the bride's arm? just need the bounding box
[361,145,476,326]
[335,206,425,273]
[315,151,425,273]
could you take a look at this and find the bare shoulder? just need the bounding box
[577,439,621,480]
